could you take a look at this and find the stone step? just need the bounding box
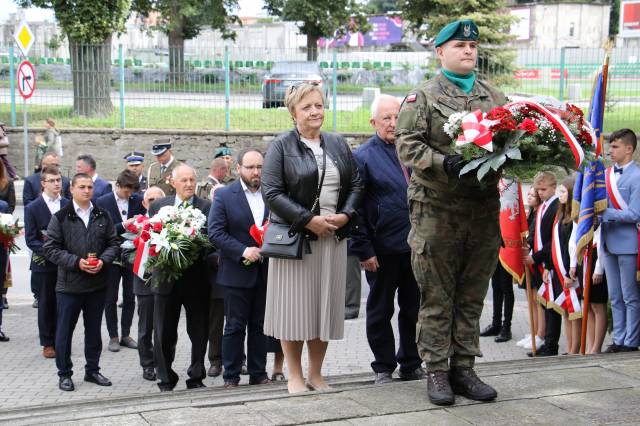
[1,352,639,424]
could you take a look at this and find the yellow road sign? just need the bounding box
[13,20,35,57]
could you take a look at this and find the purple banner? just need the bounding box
[318,16,403,48]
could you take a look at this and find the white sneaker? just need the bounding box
[523,336,544,350]
[516,334,531,347]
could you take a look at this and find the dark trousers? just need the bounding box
[105,265,135,338]
[35,271,57,347]
[345,255,362,317]
[544,274,563,353]
[365,253,422,374]
[490,262,514,329]
[222,280,268,383]
[31,273,41,300]
[55,289,106,378]
[153,283,209,389]
[208,298,224,366]
[136,294,154,369]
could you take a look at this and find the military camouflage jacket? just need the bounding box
[396,73,507,202]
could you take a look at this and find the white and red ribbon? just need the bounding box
[455,109,496,152]
[506,100,586,168]
[133,239,150,280]
[551,219,568,278]
[554,286,582,320]
[537,275,555,308]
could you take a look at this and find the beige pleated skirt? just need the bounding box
[264,236,347,341]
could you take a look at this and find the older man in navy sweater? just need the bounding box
[350,94,424,384]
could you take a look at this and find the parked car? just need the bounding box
[261,61,329,108]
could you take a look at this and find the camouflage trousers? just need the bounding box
[409,198,500,372]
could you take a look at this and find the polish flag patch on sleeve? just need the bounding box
[406,93,417,103]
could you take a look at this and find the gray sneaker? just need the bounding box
[108,337,120,352]
[374,371,393,384]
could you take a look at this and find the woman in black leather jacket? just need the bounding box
[262,83,363,394]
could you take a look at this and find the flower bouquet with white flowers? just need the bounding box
[444,98,597,181]
[0,213,23,254]
[122,205,212,286]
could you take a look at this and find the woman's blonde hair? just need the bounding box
[46,117,56,127]
[284,83,325,117]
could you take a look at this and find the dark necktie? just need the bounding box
[614,166,623,175]
[160,165,167,174]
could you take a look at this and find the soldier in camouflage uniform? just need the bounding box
[196,158,228,201]
[396,19,508,406]
[147,139,181,196]
[214,147,237,184]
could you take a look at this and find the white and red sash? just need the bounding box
[551,218,568,278]
[536,274,555,309]
[133,240,150,280]
[605,166,640,281]
[553,286,582,320]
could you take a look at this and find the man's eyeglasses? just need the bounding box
[43,178,62,183]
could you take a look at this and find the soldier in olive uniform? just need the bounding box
[214,147,237,185]
[396,20,507,406]
[196,158,228,201]
[125,152,148,193]
[147,140,181,196]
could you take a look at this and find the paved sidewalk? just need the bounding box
[1,352,638,425]
[1,283,607,411]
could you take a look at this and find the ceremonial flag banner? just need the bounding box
[574,160,607,259]
[498,178,528,283]
[587,48,610,158]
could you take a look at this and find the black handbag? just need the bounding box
[261,147,327,260]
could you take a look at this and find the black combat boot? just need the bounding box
[494,326,512,343]
[479,324,501,337]
[426,371,455,406]
[449,367,497,401]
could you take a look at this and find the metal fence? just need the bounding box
[0,43,639,133]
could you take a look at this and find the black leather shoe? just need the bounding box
[479,324,501,337]
[142,368,156,381]
[398,367,426,381]
[158,382,176,392]
[0,331,9,342]
[84,372,112,386]
[603,343,622,353]
[427,371,455,406]
[186,380,206,389]
[208,363,222,377]
[495,327,512,343]
[621,346,639,352]
[374,371,393,384]
[59,376,74,391]
[249,377,271,385]
[527,345,558,357]
[449,367,497,401]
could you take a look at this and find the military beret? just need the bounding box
[151,138,172,156]
[124,151,145,165]
[434,19,479,48]
[214,147,233,158]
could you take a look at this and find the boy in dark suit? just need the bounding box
[148,164,212,391]
[24,166,70,358]
[524,171,560,356]
[96,170,145,352]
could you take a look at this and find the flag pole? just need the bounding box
[525,265,537,356]
[580,243,594,355]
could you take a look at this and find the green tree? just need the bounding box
[366,0,400,14]
[609,0,620,37]
[132,0,240,84]
[19,1,132,116]
[399,0,517,83]
[264,0,370,61]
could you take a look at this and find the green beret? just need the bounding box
[434,19,479,48]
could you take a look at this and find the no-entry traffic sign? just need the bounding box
[17,60,36,99]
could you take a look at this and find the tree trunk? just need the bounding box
[69,37,113,117]
[169,28,185,86]
[307,34,319,62]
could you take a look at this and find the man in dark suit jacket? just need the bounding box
[76,154,112,202]
[96,170,146,352]
[148,164,212,391]
[524,171,560,357]
[208,149,270,388]
[23,153,71,207]
[24,166,70,358]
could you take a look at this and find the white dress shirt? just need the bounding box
[42,193,62,215]
[114,191,129,222]
[73,200,93,227]
[174,195,194,207]
[240,179,265,227]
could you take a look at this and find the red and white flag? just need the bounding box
[498,179,528,284]
[133,239,150,280]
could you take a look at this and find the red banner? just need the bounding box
[498,179,529,284]
[514,69,541,80]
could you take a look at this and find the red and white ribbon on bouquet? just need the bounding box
[133,239,150,280]
[505,100,586,168]
[455,109,497,152]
